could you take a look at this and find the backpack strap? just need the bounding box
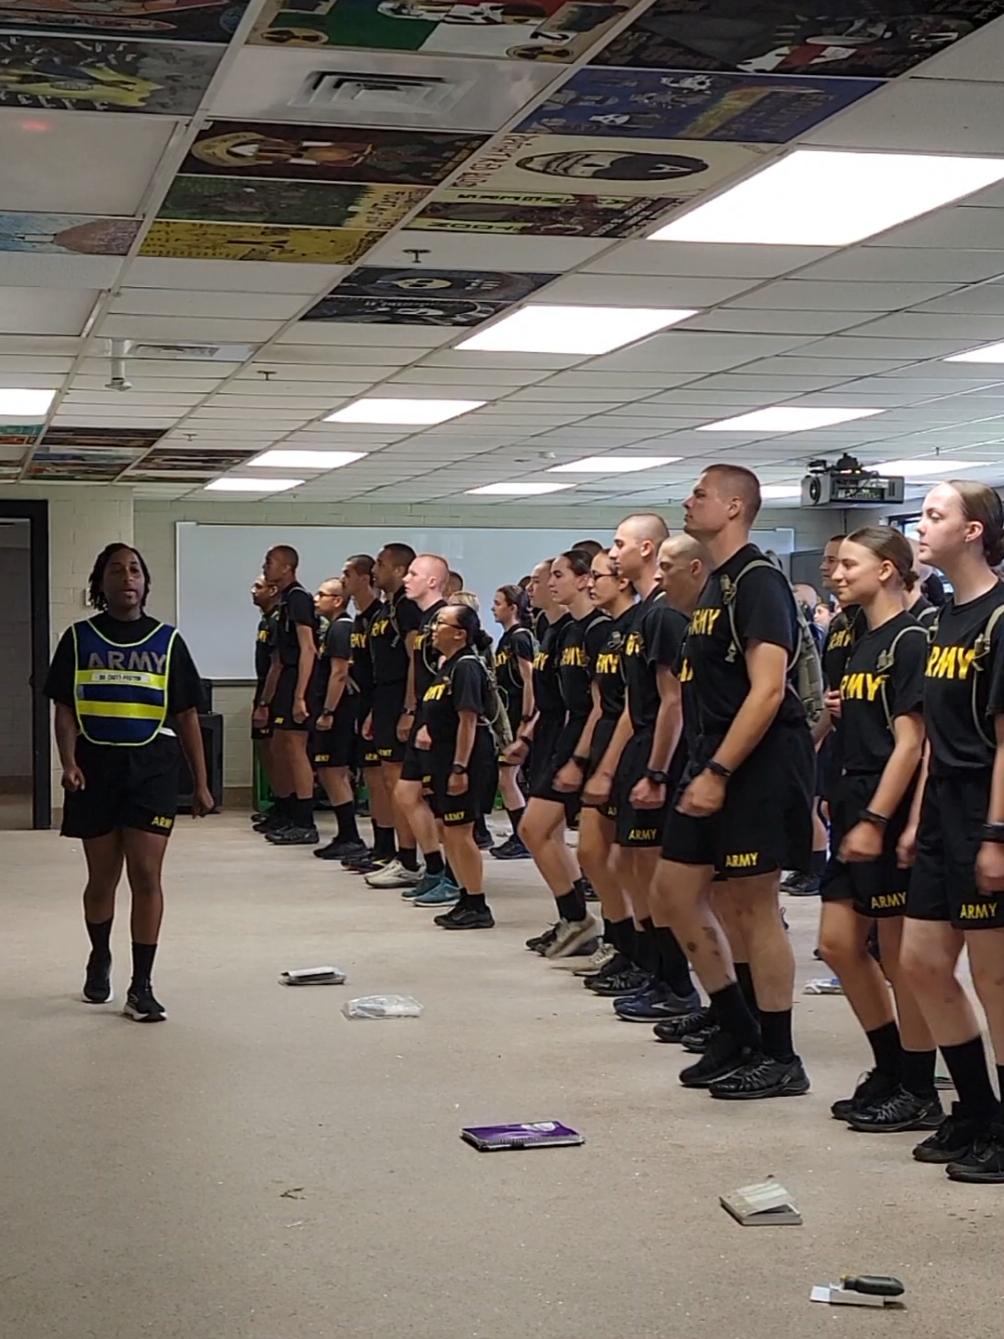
[971,603,1004,747]
[719,559,794,669]
[875,624,928,735]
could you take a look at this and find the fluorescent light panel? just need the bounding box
[649,149,1004,247]
[549,455,682,473]
[456,305,697,355]
[699,406,882,433]
[0,388,56,417]
[945,341,1004,364]
[467,482,573,496]
[204,477,302,493]
[247,449,367,469]
[326,398,484,425]
[874,459,980,476]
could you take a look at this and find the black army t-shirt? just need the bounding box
[558,609,611,719]
[623,588,687,733]
[45,614,204,719]
[275,582,317,669]
[370,587,422,687]
[495,624,536,724]
[839,611,925,776]
[424,650,490,757]
[533,611,571,718]
[928,582,1004,776]
[254,609,277,703]
[413,600,447,705]
[310,613,353,713]
[595,607,634,720]
[351,599,380,703]
[823,604,865,693]
[684,543,803,737]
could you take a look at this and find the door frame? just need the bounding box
[0,500,50,828]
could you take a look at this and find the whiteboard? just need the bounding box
[175,521,795,679]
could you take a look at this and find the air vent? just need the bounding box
[129,343,256,362]
[291,71,472,115]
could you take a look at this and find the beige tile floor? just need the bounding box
[0,812,993,1339]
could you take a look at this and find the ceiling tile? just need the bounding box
[587,331,813,374]
[108,289,307,320]
[0,253,124,289]
[541,272,761,307]
[804,78,1004,154]
[0,287,96,336]
[585,241,833,279]
[730,279,963,311]
[97,315,283,342]
[365,231,609,271]
[800,248,1004,284]
[123,258,347,294]
[0,111,174,214]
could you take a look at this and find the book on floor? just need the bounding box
[461,1122,584,1152]
[720,1177,802,1226]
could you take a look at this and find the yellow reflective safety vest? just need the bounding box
[72,619,177,746]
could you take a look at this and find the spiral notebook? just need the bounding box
[461,1122,584,1152]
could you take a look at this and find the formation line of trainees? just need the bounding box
[48,467,1004,1186]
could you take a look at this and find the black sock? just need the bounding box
[902,1049,937,1098]
[373,825,396,858]
[86,917,113,961]
[603,917,616,947]
[650,921,695,998]
[295,797,315,828]
[425,849,444,877]
[759,1008,795,1064]
[130,941,157,990]
[474,814,490,841]
[444,861,457,885]
[810,848,826,878]
[709,981,761,1051]
[866,1020,903,1081]
[735,961,759,1019]
[333,801,359,843]
[398,846,419,872]
[941,1036,999,1124]
[607,917,635,963]
[507,806,525,836]
[555,886,587,923]
[467,892,487,911]
[634,920,662,978]
[276,794,292,821]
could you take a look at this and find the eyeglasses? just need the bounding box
[590,570,615,580]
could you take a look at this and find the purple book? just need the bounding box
[461,1122,584,1152]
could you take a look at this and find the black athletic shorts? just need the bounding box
[661,724,814,879]
[529,713,586,823]
[401,720,433,786]
[430,729,498,827]
[614,729,672,849]
[372,681,407,764]
[271,666,312,732]
[581,715,618,823]
[310,692,357,769]
[820,774,910,918]
[908,771,1004,930]
[355,695,381,768]
[61,735,180,840]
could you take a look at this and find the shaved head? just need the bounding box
[658,533,711,615]
[701,465,761,523]
[610,512,670,582]
[622,512,670,546]
[404,552,449,608]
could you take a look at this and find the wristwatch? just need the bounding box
[982,821,1004,843]
[705,759,732,781]
[644,768,668,784]
[861,809,889,829]
[571,754,589,769]
[451,762,468,775]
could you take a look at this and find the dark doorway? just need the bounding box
[0,501,50,829]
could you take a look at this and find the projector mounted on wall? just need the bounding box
[801,455,905,507]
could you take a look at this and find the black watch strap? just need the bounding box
[706,759,732,780]
[645,768,668,784]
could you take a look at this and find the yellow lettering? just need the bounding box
[444,811,465,822]
[724,851,757,869]
[959,901,997,921]
[423,683,446,702]
[150,815,173,830]
[871,891,906,911]
[679,658,693,682]
[596,651,620,675]
[533,650,549,671]
[560,646,587,668]
[625,631,643,656]
[627,828,658,842]
[689,608,722,638]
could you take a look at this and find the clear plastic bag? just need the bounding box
[341,994,424,1019]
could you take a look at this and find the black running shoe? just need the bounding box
[474,828,494,851]
[848,1088,944,1133]
[314,837,367,861]
[526,923,559,952]
[913,1103,986,1164]
[491,836,532,861]
[82,952,113,1005]
[266,825,319,846]
[681,1023,720,1053]
[614,983,701,1022]
[123,986,166,1022]
[581,876,598,902]
[709,1053,811,1100]
[831,1068,899,1122]
[585,966,652,997]
[435,902,495,930]
[946,1122,1004,1183]
[253,811,286,833]
[679,1032,746,1088]
[782,872,820,896]
[654,1006,712,1043]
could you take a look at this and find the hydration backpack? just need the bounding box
[720,560,826,729]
